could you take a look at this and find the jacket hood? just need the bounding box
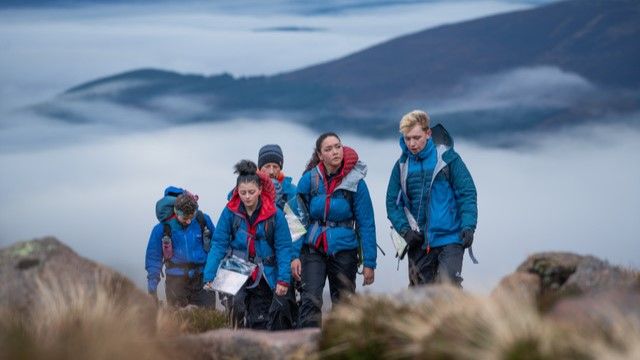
[227,170,276,222]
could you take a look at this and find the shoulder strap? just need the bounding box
[264,215,276,251]
[196,210,206,234]
[163,223,171,238]
[440,163,453,188]
[231,213,242,239]
[310,170,320,198]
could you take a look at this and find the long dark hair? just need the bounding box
[304,132,340,173]
[234,160,261,188]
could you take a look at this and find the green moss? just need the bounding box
[10,241,38,258]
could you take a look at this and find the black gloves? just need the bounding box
[403,230,424,250]
[461,228,474,248]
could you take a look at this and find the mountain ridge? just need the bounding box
[42,0,640,145]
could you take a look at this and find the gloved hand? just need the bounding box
[403,230,423,250]
[461,228,474,248]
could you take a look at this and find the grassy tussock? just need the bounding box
[0,271,228,360]
[320,285,640,360]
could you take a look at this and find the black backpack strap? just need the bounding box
[196,210,212,252]
[264,215,276,251]
[231,213,242,238]
[163,223,171,239]
[310,170,320,198]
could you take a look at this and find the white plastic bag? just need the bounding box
[283,203,307,241]
[205,255,257,295]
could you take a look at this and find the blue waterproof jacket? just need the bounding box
[145,186,215,293]
[204,175,292,289]
[386,125,477,249]
[275,175,298,211]
[294,147,377,269]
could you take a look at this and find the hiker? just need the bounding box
[292,132,377,328]
[386,110,477,287]
[145,188,216,307]
[258,144,298,211]
[203,160,293,330]
[257,144,300,325]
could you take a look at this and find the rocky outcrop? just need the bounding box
[0,237,153,314]
[493,252,640,308]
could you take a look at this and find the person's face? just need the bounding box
[176,211,195,226]
[403,124,431,154]
[260,162,282,179]
[238,182,262,209]
[318,136,343,170]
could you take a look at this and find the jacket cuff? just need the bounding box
[277,280,290,288]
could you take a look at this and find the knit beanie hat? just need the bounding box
[258,144,284,169]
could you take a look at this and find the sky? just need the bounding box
[2,0,639,298]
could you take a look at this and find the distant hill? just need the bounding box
[36,0,640,145]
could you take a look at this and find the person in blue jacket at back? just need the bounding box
[258,144,298,211]
[291,132,377,328]
[203,160,293,330]
[386,110,478,287]
[145,188,216,307]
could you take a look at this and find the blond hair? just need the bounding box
[399,110,430,134]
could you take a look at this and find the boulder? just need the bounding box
[0,237,153,314]
[494,252,640,309]
[491,272,540,304]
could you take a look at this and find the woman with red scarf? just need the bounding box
[203,160,293,330]
[292,132,377,328]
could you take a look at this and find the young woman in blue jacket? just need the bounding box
[203,160,293,330]
[291,132,377,328]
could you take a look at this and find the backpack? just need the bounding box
[155,187,212,262]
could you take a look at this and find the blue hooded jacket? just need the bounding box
[145,186,215,293]
[386,125,477,249]
[293,147,377,269]
[204,174,292,289]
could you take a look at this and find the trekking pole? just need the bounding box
[376,244,386,256]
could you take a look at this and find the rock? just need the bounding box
[0,237,153,314]
[495,252,640,309]
[491,272,540,304]
[548,289,640,326]
[178,328,321,360]
[517,252,638,294]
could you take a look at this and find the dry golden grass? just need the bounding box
[0,271,229,360]
[320,285,640,360]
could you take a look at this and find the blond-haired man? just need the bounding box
[386,110,477,286]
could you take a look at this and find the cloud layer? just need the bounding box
[1,119,638,296]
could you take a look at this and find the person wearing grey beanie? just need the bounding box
[257,144,298,211]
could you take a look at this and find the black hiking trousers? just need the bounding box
[298,246,358,328]
[408,243,464,287]
[227,277,297,330]
[165,272,216,308]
